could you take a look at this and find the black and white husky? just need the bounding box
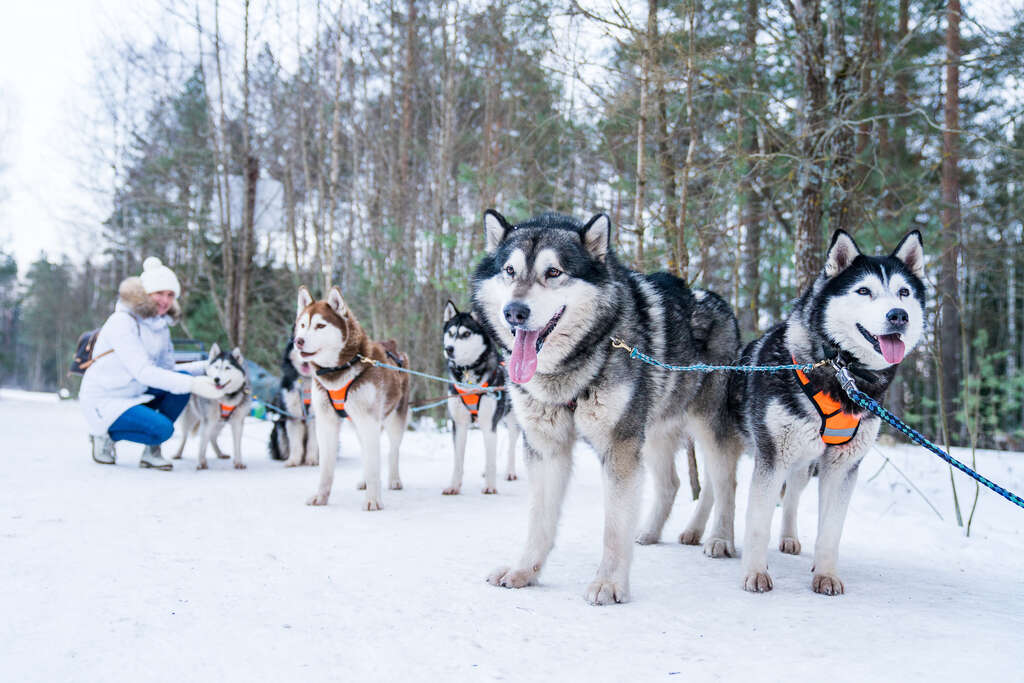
[472,210,743,605]
[722,230,926,595]
[268,339,319,467]
[442,300,521,495]
[173,343,252,470]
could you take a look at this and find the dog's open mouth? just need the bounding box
[300,362,312,374]
[299,350,317,359]
[508,306,565,384]
[856,324,905,364]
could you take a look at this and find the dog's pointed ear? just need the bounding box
[296,286,313,316]
[231,347,244,364]
[444,300,458,323]
[327,286,347,316]
[469,308,480,323]
[891,230,924,279]
[208,342,221,361]
[824,230,861,277]
[581,213,611,262]
[484,210,512,253]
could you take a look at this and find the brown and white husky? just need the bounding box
[294,286,411,510]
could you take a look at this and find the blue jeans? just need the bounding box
[108,384,190,446]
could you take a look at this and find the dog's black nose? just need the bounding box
[295,337,304,349]
[886,308,909,326]
[213,377,221,385]
[504,301,531,326]
[445,345,454,357]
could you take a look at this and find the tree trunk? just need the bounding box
[790,0,827,291]
[632,0,656,269]
[940,0,962,441]
[739,0,761,337]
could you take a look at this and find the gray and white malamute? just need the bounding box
[268,338,319,467]
[173,343,252,470]
[442,300,521,495]
[472,210,743,605]
[724,230,925,595]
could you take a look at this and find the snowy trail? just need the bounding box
[1,393,1021,681]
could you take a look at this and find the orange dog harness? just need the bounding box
[794,361,861,445]
[454,381,488,421]
[219,403,237,420]
[327,380,353,418]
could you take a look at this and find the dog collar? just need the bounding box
[793,357,860,445]
[315,356,361,376]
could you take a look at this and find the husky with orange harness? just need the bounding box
[294,286,410,510]
[172,343,252,470]
[726,229,926,596]
[268,338,319,467]
[442,300,521,495]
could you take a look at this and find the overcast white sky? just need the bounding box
[0,1,1018,277]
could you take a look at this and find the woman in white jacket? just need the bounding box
[79,258,225,470]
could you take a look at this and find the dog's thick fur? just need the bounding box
[268,339,319,466]
[295,286,410,510]
[442,300,521,494]
[472,210,743,605]
[173,343,252,470]
[711,230,926,595]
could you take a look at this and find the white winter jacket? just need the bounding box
[79,277,202,435]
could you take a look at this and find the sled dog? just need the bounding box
[442,300,522,495]
[295,286,410,510]
[725,230,926,595]
[472,210,743,605]
[268,339,319,466]
[173,343,252,470]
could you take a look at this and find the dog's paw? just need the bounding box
[812,573,845,596]
[482,487,498,495]
[442,486,461,495]
[234,462,247,470]
[389,480,403,491]
[635,531,660,545]
[216,452,230,459]
[306,492,329,506]
[363,498,382,511]
[779,537,801,555]
[584,580,629,605]
[743,571,774,593]
[703,538,736,559]
[306,457,319,466]
[196,462,208,470]
[356,481,367,490]
[283,459,302,468]
[505,472,518,481]
[486,566,535,589]
[678,529,702,546]
[171,453,182,460]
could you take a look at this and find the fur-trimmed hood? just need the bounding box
[118,276,182,323]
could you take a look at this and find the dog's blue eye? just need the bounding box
[898,288,910,298]
[505,265,515,277]
[546,267,562,278]
[856,287,871,296]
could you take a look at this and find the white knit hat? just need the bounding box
[140,257,181,297]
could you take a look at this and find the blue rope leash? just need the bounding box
[410,398,452,413]
[356,355,502,393]
[612,337,1024,511]
[610,338,832,374]
[833,365,1024,511]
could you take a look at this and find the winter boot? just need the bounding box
[90,434,116,465]
[140,444,173,471]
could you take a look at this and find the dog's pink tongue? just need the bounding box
[509,329,540,383]
[879,334,905,364]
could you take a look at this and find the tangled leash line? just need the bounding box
[610,337,1024,511]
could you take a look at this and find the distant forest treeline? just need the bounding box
[1,0,1022,449]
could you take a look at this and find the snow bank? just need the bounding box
[0,398,1021,681]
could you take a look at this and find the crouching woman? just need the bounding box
[79,257,225,470]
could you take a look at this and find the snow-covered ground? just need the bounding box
[1,390,1022,682]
